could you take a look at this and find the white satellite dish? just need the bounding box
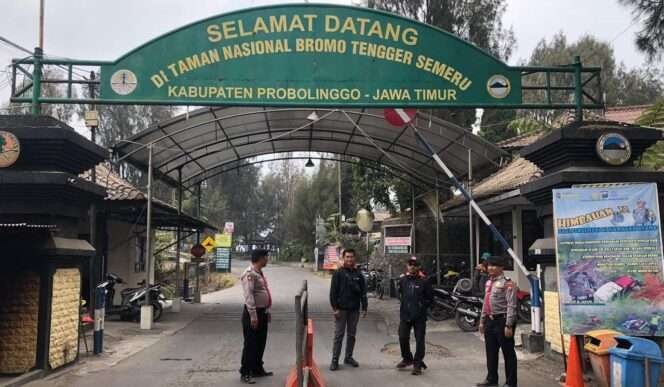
[356,208,374,232]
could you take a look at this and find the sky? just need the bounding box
[0,0,651,137]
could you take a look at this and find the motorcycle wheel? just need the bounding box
[518,296,531,324]
[428,304,452,321]
[455,302,479,332]
[152,302,163,322]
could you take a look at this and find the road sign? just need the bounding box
[214,233,232,247]
[223,222,235,234]
[202,236,215,253]
[190,243,206,258]
[215,247,232,272]
[384,108,416,127]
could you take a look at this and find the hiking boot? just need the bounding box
[344,357,359,367]
[396,359,413,369]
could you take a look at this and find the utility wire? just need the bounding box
[0,35,32,55]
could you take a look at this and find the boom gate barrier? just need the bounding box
[286,281,325,387]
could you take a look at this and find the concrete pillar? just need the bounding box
[507,207,530,291]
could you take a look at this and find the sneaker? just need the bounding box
[344,357,359,367]
[329,361,339,371]
[241,374,255,384]
[411,366,422,375]
[475,381,498,387]
[396,359,413,369]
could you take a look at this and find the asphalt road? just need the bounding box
[33,264,559,387]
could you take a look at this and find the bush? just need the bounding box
[280,241,310,262]
[209,272,236,291]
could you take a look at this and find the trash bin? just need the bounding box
[609,335,664,387]
[584,329,620,387]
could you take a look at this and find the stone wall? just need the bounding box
[49,268,80,369]
[0,272,40,374]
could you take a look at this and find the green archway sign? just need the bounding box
[100,4,520,107]
[11,4,602,111]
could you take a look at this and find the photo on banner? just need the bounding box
[553,183,664,336]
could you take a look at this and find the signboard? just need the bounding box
[214,233,232,248]
[386,245,410,254]
[385,236,412,246]
[215,247,232,272]
[190,243,206,258]
[100,4,521,107]
[224,222,235,234]
[202,236,216,253]
[323,245,340,270]
[553,183,664,336]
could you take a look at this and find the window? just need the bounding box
[135,235,146,273]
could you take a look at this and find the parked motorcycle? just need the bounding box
[453,278,483,332]
[428,286,456,321]
[97,273,166,322]
[359,264,384,299]
[517,290,532,324]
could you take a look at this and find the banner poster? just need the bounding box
[215,247,231,272]
[323,245,340,270]
[553,183,664,336]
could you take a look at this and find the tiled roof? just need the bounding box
[442,157,542,209]
[496,130,549,150]
[80,164,172,209]
[604,105,651,124]
[497,105,652,151]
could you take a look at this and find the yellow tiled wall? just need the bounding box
[544,291,570,354]
[0,272,40,374]
[49,268,80,369]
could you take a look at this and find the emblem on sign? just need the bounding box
[0,131,20,168]
[596,132,631,166]
[110,69,138,95]
[486,75,511,99]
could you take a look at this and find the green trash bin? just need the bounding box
[608,336,663,387]
[584,329,620,387]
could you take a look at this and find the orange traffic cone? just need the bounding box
[565,336,585,387]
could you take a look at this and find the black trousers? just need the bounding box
[399,319,426,366]
[484,317,517,387]
[240,306,268,376]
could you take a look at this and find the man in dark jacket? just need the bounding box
[396,256,433,375]
[329,248,367,371]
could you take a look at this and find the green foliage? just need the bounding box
[371,0,515,127]
[619,0,664,61]
[279,241,310,262]
[637,100,664,170]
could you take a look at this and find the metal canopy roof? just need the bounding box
[113,107,507,190]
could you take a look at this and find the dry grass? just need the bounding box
[208,272,237,291]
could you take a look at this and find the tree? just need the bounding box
[370,0,516,127]
[637,100,664,170]
[619,0,664,61]
[502,32,664,131]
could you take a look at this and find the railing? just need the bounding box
[294,280,308,387]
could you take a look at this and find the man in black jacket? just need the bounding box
[396,256,433,375]
[329,248,367,371]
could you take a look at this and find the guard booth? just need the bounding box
[0,115,106,381]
